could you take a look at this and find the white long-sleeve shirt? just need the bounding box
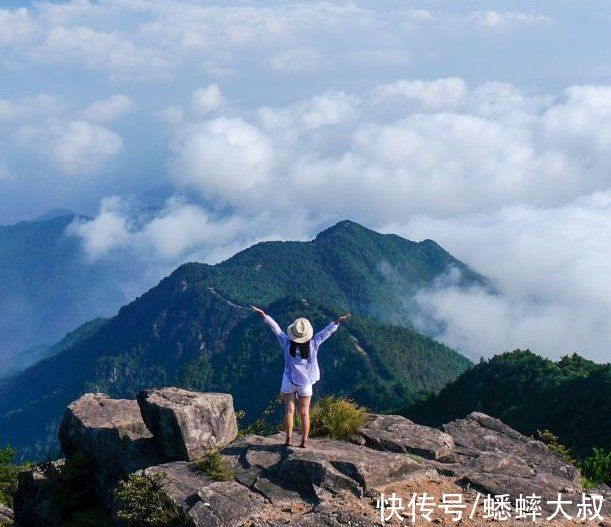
[264,315,338,386]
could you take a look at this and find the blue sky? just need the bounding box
[2,0,611,361]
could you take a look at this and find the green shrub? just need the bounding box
[193,451,234,482]
[580,448,611,488]
[114,473,188,527]
[310,396,368,440]
[535,430,576,464]
[40,453,97,518]
[0,445,19,508]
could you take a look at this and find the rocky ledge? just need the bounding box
[13,388,609,526]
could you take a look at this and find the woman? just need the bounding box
[251,305,351,448]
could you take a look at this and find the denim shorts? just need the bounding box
[280,373,313,397]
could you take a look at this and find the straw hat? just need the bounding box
[287,317,313,343]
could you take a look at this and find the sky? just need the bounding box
[2,0,611,362]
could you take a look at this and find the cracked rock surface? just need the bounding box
[15,389,604,527]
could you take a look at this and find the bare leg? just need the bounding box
[283,392,296,445]
[297,395,311,447]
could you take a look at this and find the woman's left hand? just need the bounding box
[335,313,352,324]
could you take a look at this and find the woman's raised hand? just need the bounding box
[251,305,266,318]
[335,312,352,324]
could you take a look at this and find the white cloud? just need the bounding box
[0,7,36,47]
[191,84,223,116]
[68,196,131,258]
[266,47,325,72]
[371,78,468,110]
[83,95,135,123]
[258,91,360,134]
[396,192,611,362]
[469,10,551,30]
[18,119,123,176]
[170,117,275,199]
[32,25,168,77]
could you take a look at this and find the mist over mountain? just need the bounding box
[0,220,479,459]
[0,213,159,376]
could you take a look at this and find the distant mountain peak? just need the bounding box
[314,219,380,240]
[31,209,77,222]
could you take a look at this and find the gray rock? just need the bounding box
[137,388,238,461]
[357,414,454,460]
[58,393,164,490]
[223,432,431,503]
[145,461,214,509]
[143,460,264,527]
[0,503,14,524]
[191,481,265,527]
[440,412,583,508]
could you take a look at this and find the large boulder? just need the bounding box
[137,388,238,461]
[58,393,164,490]
[357,414,454,460]
[439,412,583,509]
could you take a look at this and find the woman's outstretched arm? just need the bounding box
[313,312,351,346]
[252,306,287,344]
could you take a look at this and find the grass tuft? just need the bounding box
[193,450,235,482]
[310,396,368,440]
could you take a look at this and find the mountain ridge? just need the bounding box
[0,220,478,459]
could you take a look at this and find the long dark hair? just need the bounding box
[289,340,310,360]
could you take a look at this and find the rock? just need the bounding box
[357,414,454,460]
[222,432,433,504]
[190,481,265,527]
[145,461,214,510]
[13,468,54,527]
[137,388,238,461]
[440,412,583,508]
[0,503,13,525]
[58,393,164,490]
[143,460,264,527]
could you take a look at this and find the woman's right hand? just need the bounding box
[251,305,266,318]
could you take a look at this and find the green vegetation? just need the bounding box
[310,396,369,440]
[0,446,20,508]
[581,449,611,488]
[404,350,611,458]
[38,453,113,526]
[535,430,575,464]
[114,473,189,527]
[534,430,610,488]
[193,450,235,481]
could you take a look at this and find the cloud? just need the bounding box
[83,95,135,123]
[18,119,123,176]
[371,78,468,110]
[0,7,36,47]
[395,192,611,362]
[32,26,168,78]
[165,79,611,222]
[170,117,275,199]
[258,91,360,134]
[191,84,223,116]
[266,47,325,72]
[69,194,314,265]
[469,11,551,30]
[68,196,131,258]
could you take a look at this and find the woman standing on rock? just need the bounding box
[251,306,351,448]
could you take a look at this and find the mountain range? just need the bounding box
[0,212,145,376]
[0,220,479,459]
